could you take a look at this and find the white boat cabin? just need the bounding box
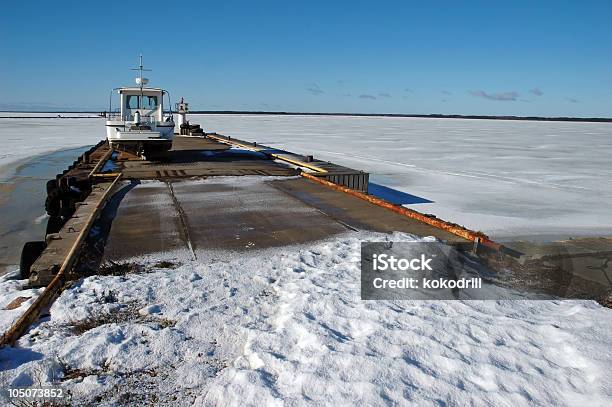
[105,57,175,153]
[118,87,165,123]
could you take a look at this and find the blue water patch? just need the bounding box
[12,146,91,179]
[368,183,433,205]
[101,151,120,172]
[257,147,285,155]
[217,148,270,159]
[0,146,92,269]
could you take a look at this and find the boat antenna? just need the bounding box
[131,54,151,109]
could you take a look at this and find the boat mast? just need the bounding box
[132,54,151,110]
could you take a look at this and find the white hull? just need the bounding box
[106,120,174,143]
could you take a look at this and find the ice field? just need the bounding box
[3,113,610,239]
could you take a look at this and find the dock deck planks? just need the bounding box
[100,136,470,261]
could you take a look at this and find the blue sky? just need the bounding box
[1,0,611,116]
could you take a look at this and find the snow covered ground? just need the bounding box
[1,232,611,406]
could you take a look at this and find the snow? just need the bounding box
[0,232,610,406]
[0,114,103,179]
[0,271,43,333]
[0,114,611,405]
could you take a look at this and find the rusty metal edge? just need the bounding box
[300,172,508,252]
[0,175,122,348]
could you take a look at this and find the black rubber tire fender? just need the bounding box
[46,179,58,194]
[20,241,46,279]
[45,216,64,235]
[45,194,61,217]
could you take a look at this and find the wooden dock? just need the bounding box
[23,133,483,289]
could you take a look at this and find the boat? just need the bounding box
[105,55,175,156]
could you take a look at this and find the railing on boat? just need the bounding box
[105,112,173,122]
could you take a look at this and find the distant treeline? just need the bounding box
[190,111,612,123]
[2,111,612,123]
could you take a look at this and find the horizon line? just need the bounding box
[1,110,612,123]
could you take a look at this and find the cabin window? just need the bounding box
[142,96,158,109]
[126,95,140,109]
[125,95,158,109]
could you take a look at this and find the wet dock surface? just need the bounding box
[505,238,612,287]
[102,178,347,260]
[270,178,462,240]
[101,136,469,261]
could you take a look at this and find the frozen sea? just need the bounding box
[1,113,611,241]
[196,114,612,240]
